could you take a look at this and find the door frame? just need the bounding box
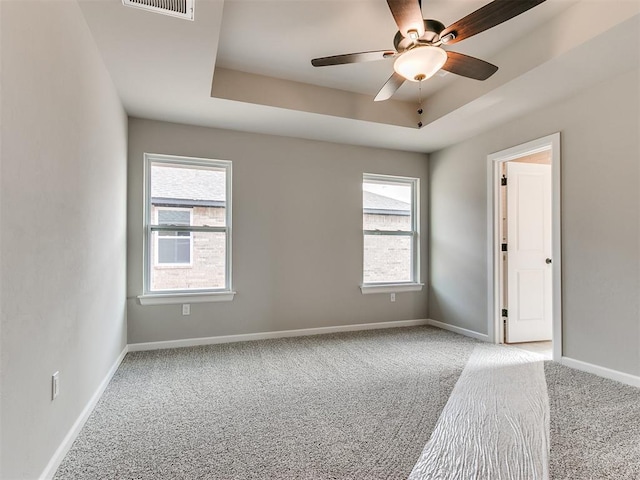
[486,132,562,361]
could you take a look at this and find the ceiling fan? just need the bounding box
[311,0,547,101]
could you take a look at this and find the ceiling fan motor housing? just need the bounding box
[394,19,446,51]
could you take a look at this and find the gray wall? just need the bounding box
[429,68,640,376]
[127,119,429,343]
[0,1,128,478]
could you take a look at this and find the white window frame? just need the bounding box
[154,206,193,267]
[360,173,423,294]
[138,153,235,305]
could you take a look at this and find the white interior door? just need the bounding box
[506,162,552,343]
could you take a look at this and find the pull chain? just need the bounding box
[417,79,424,128]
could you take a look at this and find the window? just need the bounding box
[361,174,422,293]
[141,154,233,302]
[156,208,192,265]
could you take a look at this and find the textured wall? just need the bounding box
[0,1,128,478]
[127,119,429,344]
[428,68,640,376]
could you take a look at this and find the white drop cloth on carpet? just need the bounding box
[409,344,550,480]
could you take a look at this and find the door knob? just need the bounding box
[545,258,552,264]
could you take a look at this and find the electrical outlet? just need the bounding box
[182,304,191,315]
[52,372,59,400]
[390,293,396,302]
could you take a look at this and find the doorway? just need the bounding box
[487,133,562,361]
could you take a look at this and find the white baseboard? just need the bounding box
[128,319,430,352]
[426,319,490,342]
[561,356,640,388]
[39,345,129,480]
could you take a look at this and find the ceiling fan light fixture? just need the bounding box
[393,46,448,82]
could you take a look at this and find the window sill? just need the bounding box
[137,291,236,306]
[360,283,424,295]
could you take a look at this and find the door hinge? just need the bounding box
[501,308,508,317]
[501,243,508,252]
[501,176,507,186]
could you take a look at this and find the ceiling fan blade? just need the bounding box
[441,0,546,45]
[386,0,425,38]
[374,72,405,102]
[442,51,498,80]
[311,50,396,67]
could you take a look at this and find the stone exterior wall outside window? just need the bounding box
[363,213,412,283]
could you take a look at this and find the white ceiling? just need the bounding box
[78,0,640,152]
[216,0,575,100]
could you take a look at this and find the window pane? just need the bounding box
[157,209,192,240]
[158,237,191,264]
[158,209,190,226]
[363,182,411,231]
[363,234,412,284]
[151,164,227,227]
[150,231,226,291]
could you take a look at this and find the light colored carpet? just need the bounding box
[409,345,550,479]
[545,361,640,480]
[53,326,640,479]
[54,326,477,479]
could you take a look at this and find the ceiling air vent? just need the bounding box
[122,0,194,21]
